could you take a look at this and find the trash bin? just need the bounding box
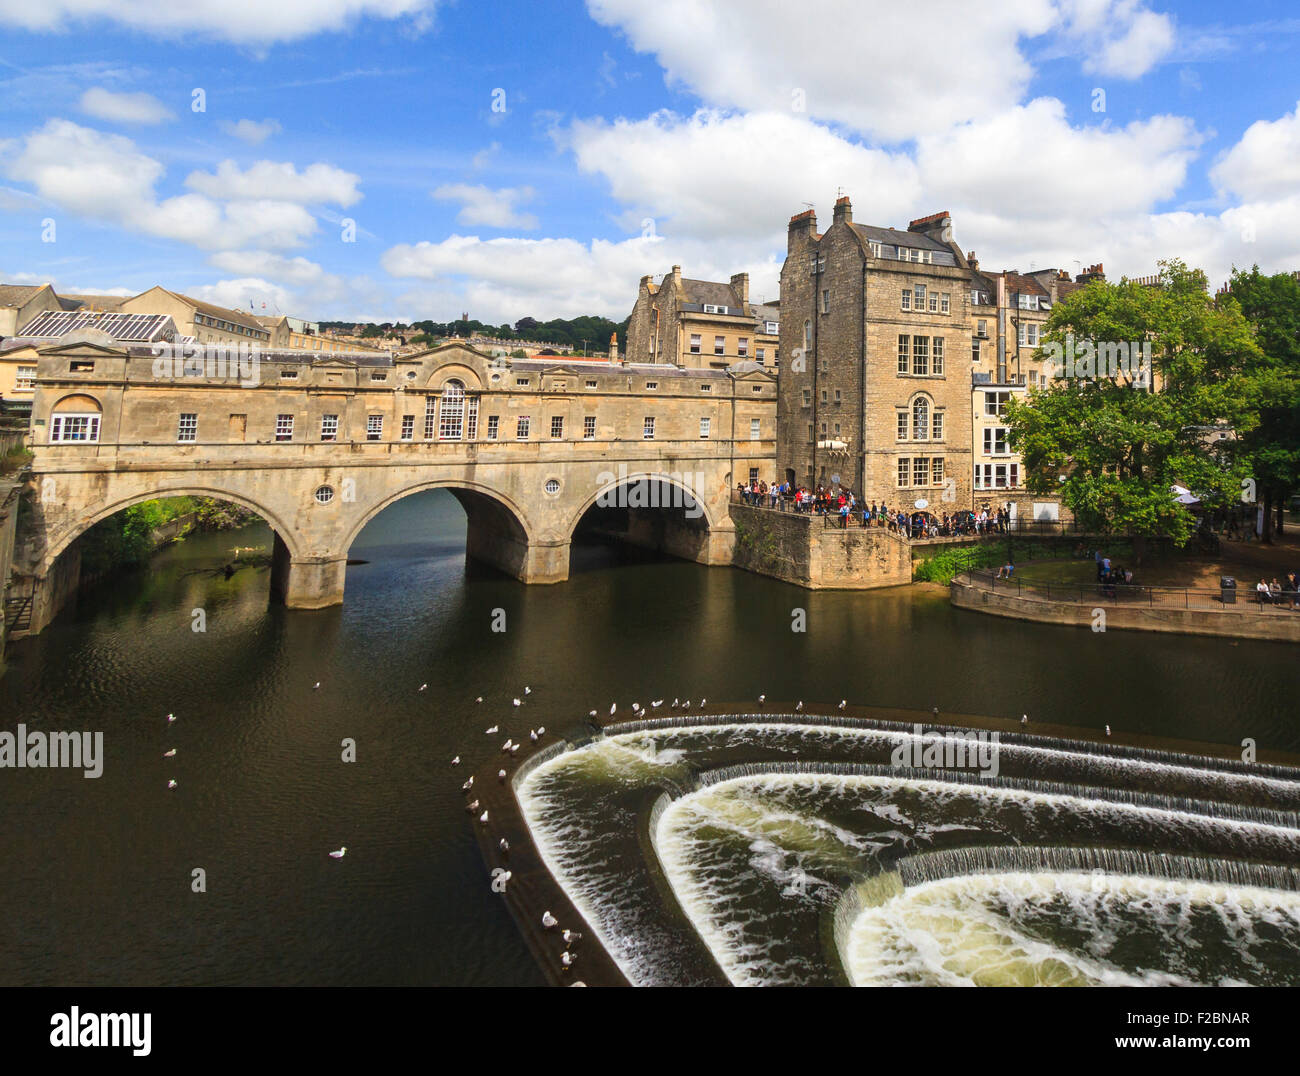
[1220,576,1236,605]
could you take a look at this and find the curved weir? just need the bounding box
[511,713,1300,987]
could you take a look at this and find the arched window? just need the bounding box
[438,380,465,440]
[912,396,930,441]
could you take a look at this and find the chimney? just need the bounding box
[788,208,817,252]
[730,272,750,307]
[908,211,951,241]
[967,251,978,271]
[670,265,682,289]
[832,195,852,225]
[1076,263,1106,284]
[609,331,618,362]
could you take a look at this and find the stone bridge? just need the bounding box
[11,337,777,634]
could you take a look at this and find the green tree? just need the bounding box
[1221,266,1300,539]
[1006,259,1261,559]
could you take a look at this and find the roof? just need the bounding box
[679,278,743,310]
[0,283,51,307]
[58,293,127,312]
[147,287,269,334]
[17,309,178,342]
[1001,272,1049,297]
[851,223,950,252]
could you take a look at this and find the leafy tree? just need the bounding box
[1221,266,1300,538]
[1006,259,1261,559]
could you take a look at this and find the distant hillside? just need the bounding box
[319,315,629,353]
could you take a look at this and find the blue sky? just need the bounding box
[1,0,1299,324]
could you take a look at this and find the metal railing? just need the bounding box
[965,569,1300,614]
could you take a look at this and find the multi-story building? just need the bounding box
[625,267,779,370]
[0,283,63,338]
[777,198,974,508]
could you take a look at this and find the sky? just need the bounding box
[1,0,1299,326]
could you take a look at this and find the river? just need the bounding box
[0,490,1296,986]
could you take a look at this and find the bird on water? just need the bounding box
[329,848,346,859]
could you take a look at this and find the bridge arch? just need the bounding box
[567,470,719,537]
[39,482,303,575]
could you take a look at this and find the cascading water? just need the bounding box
[513,714,1300,987]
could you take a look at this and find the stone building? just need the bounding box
[777,198,975,510]
[625,266,779,370]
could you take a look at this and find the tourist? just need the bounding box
[1286,571,1300,610]
[997,561,1015,579]
[1256,579,1272,604]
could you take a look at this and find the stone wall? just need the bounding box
[730,504,912,589]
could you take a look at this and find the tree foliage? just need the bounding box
[1005,259,1261,547]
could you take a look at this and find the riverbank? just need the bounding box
[951,570,1300,643]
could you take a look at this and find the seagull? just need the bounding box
[683,700,691,709]
[672,698,680,709]
[313,682,321,690]
[478,811,489,824]
[462,777,474,791]
[609,703,617,716]
[329,848,346,859]
[419,684,428,692]
[510,744,519,755]
[167,713,176,723]
[652,700,663,708]
[529,729,539,742]
[485,725,499,735]
[700,698,706,706]
[498,769,507,782]
[499,838,509,853]
[588,710,597,718]
[795,701,803,712]
[166,779,177,789]
[536,726,545,736]
[562,929,582,946]
[838,700,847,710]
[561,952,577,969]
[758,694,765,703]
[542,911,558,929]
[632,703,641,713]
[466,799,480,812]
[163,748,177,757]
[475,696,483,703]
[524,686,531,695]
[1105,725,1112,737]
[512,698,521,707]
[451,756,461,766]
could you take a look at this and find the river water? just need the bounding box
[1,490,1297,986]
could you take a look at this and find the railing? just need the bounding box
[964,569,1300,614]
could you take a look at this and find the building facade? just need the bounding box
[626,267,779,370]
[777,199,975,510]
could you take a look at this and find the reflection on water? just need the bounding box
[0,489,1297,986]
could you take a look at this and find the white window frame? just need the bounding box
[750,418,761,440]
[700,417,711,439]
[643,416,655,440]
[320,414,339,442]
[14,365,36,391]
[516,416,530,440]
[583,416,596,440]
[366,414,383,441]
[275,414,294,441]
[50,412,101,443]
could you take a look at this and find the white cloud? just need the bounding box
[1211,101,1300,203]
[2,119,324,249]
[0,0,440,45]
[185,159,362,207]
[79,87,174,125]
[219,118,283,145]
[1056,0,1176,78]
[431,183,538,229]
[586,0,1056,142]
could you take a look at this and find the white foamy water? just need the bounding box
[654,771,1300,986]
[845,871,1300,987]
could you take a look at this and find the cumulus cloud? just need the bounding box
[219,118,283,145]
[1210,101,1300,203]
[0,0,441,45]
[1057,0,1176,78]
[185,159,362,207]
[2,119,334,250]
[79,87,174,125]
[431,183,538,229]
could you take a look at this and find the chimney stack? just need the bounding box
[670,265,681,289]
[788,208,817,252]
[730,272,750,307]
[832,195,852,225]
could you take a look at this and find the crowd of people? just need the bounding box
[734,480,1015,539]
